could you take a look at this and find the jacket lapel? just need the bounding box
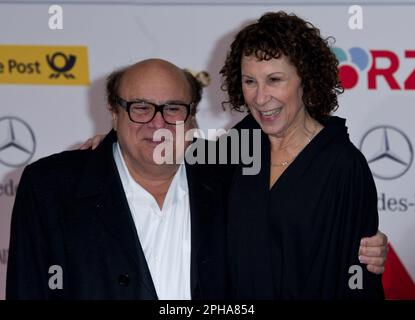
[185,160,216,298]
[75,130,158,299]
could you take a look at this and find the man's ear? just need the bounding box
[189,115,198,129]
[110,108,118,131]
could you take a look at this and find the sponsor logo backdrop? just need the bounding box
[0,0,414,299]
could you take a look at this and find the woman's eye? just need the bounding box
[243,79,255,85]
[269,77,281,83]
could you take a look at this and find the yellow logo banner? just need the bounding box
[0,45,89,85]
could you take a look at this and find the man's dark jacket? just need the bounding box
[6,130,229,299]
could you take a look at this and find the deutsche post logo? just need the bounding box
[46,52,76,79]
[0,45,89,85]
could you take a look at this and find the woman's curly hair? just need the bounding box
[220,11,344,122]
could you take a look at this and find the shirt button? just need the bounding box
[118,273,130,286]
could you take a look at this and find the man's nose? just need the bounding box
[147,110,167,129]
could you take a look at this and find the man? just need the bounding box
[6,58,387,300]
[6,59,228,299]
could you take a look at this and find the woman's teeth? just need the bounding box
[260,108,282,116]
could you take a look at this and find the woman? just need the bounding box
[221,11,384,299]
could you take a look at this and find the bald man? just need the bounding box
[6,59,228,300]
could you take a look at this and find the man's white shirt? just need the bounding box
[113,142,191,300]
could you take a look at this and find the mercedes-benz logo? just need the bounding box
[359,125,413,180]
[0,116,36,168]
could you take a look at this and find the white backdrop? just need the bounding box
[0,0,414,299]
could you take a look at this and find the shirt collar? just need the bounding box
[113,142,188,198]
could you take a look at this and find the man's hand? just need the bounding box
[359,230,388,274]
[79,134,105,150]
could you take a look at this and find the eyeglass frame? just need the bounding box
[114,95,194,125]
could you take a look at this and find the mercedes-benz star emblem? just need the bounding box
[359,125,413,180]
[0,116,36,168]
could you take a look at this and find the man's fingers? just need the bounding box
[360,231,388,247]
[359,245,388,258]
[79,135,104,150]
[79,138,93,150]
[91,135,105,150]
[92,137,100,150]
[359,255,385,266]
[360,255,386,274]
[366,264,384,275]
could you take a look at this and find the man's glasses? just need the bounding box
[115,95,193,125]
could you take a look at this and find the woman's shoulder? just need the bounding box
[319,117,367,166]
[333,140,369,169]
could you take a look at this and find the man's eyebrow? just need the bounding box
[128,97,190,105]
[164,99,190,104]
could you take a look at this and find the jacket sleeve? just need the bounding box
[334,150,384,299]
[6,165,51,299]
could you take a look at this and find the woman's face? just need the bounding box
[241,54,306,138]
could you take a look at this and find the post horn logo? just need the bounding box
[46,52,77,79]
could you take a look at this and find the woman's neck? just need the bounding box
[269,111,320,153]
